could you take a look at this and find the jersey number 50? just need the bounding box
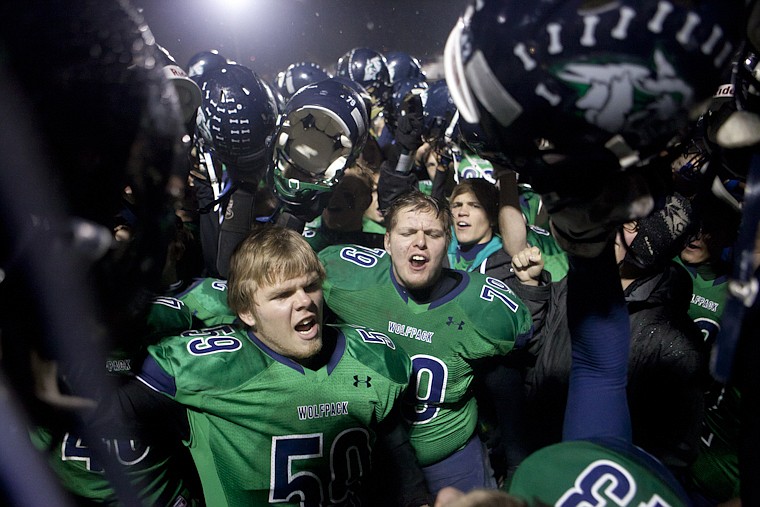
[270,428,371,506]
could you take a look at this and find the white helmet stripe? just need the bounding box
[465,50,523,128]
[444,17,481,125]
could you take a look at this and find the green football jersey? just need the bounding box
[319,245,533,466]
[509,440,690,506]
[30,297,198,507]
[29,427,197,507]
[674,258,728,345]
[140,323,411,506]
[519,184,549,229]
[176,277,237,327]
[526,225,569,282]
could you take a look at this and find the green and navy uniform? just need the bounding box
[176,277,237,327]
[674,258,739,503]
[301,217,386,253]
[318,245,533,468]
[509,439,691,506]
[31,297,200,506]
[526,225,568,281]
[674,257,728,346]
[137,323,411,506]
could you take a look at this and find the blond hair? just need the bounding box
[227,226,326,317]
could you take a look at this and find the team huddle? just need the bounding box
[1,0,758,506]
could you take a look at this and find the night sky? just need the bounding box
[136,0,469,81]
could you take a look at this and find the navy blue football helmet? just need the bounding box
[385,51,425,84]
[387,77,429,135]
[274,61,331,106]
[186,49,229,84]
[269,79,369,216]
[336,47,392,116]
[196,63,277,183]
[421,79,458,149]
[331,76,374,119]
[444,0,746,175]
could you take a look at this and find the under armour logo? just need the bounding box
[446,317,465,330]
[353,375,372,387]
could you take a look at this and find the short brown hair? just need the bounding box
[227,226,326,317]
[384,190,453,245]
[449,178,499,227]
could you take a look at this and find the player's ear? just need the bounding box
[384,232,391,252]
[239,311,256,328]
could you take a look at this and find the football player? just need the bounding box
[439,0,749,505]
[84,226,431,506]
[319,191,533,494]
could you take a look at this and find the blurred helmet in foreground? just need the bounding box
[444,0,746,177]
[1,0,187,346]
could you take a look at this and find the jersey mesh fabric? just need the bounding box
[319,244,532,466]
[143,323,410,506]
[176,278,237,327]
[509,440,690,506]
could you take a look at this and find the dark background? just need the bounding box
[136,0,469,81]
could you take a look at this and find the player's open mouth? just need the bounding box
[410,255,427,268]
[295,317,317,336]
[456,221,470,228]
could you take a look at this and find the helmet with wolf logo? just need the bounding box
[336,47,392,113]
[444,0,746,176]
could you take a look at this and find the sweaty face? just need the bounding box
[239,273,324,364]
[451,191,493,246]
[385,208,447,290]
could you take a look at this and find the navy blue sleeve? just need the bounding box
[562,243,632,442]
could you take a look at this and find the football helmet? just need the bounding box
[274,61,331,106]
[421,80,459,150]
[186,49,229,84]
[156,45,202,124]
[444,0,746,175]
[331,76,374,119]
[385,51,425,84]
[336,47,392,113]
[196,63,277,183]
[269,79,369,217]
[387,77,429,135]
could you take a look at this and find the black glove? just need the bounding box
[377,161,418,213]
[394,93,424,154]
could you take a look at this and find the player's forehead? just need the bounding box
[392,207,445,231]
[451,191,480,204]
[257,270,322,294]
